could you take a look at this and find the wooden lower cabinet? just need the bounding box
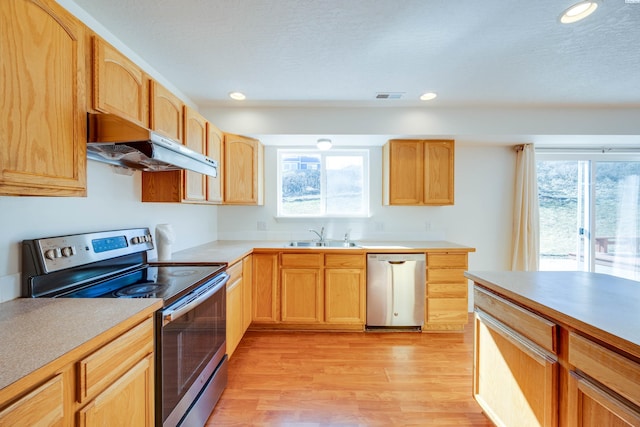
[568,372,640,427]
[251,251,365,330]
[226,263,244,357]
[242,255,253,332]
[0,314,156,426]
[325,254,366,325]
[474,311,558,427]
[281,268,323,323]
[226,256,253,358]
[77,355,153,426]
[281,253,323,324]
[252,252,280,324]
[424,252,469,331]
[472,283,640,427]
[0,374,64,426]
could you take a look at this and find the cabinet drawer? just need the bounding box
[427,253,467,268]
[227,261,243,283]
[428,282,467,298]
[325,254,365,268]
[474,286,557,354]
[281,253,323,268]
[78,317,154,403]
[569,332,640,408]
[427,268,467,283]
[427,298,468,323]
[0,374,64,426]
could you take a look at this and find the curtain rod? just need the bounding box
[535,146,640,154]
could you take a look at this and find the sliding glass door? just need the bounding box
[537,156,640,281]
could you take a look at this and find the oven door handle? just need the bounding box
[162,272,229,325]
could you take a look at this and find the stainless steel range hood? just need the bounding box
[87,113,217,177]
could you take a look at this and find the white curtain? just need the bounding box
[511,144,540,271]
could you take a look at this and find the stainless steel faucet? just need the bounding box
[309,226,325,242]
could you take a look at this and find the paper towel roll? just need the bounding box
[155,224,175,261]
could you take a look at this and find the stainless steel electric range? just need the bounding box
[22,228,229,427]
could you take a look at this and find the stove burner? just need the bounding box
[167,269,199,277]
[115,283,163,298]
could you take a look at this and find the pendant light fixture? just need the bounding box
[317,138,332,150]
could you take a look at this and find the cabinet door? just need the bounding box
[226,275,243,358]
[183,106,207,202]
[253,253,279,323]
[207,122,224,203]
[1,0,86,196]
[150,81,183,142]
[224,133,264,205]
[474,311,558,427]
[141,81,184,202]
[281,268,323,323]
[423,140,454,205]
[77,355,154,427]
[386,140,424,205]
[568,372,640,427]
[242,255,253,332]
[0,374,64,426]
[325,268,365,324]
[92,37,148,126]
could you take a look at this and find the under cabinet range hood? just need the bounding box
[86,113,217,177]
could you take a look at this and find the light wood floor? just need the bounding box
[207,321,492,426]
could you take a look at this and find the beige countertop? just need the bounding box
[465,271,640,357]
[0,298,162,391]
[162,240,476,265]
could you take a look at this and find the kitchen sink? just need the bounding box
[286,240,360,248]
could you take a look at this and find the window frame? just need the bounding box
[536,148,640,280]
[276,148,371,219]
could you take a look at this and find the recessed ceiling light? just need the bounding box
[229,92,246,101]
[316,138,332,150]
[420,92,438,101]
[560,1,598,24]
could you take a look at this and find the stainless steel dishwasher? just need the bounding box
[366,253,426,330]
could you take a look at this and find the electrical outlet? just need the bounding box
[374,221,384,232]
[257,221,267,231]
[425,221,431,231]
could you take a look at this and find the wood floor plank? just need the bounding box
[207,319,492,426]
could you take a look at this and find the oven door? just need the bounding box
[157,272,229,427]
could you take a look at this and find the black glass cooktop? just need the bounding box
[63,264,225,305]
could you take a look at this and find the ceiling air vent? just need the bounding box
[375,92,404,99]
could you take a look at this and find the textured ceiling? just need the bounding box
[70,0,640,109]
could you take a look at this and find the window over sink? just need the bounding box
[277,149,370,218]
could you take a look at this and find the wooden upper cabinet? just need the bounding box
[424,141,454,204]
[183,106,207,202]
[150,81,183,142]
[224,133,264,205]
[92,36,149,127]
[0,0,87,196]
[207,123,224,204]
[383,139,454,205]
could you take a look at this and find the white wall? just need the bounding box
[0,161,218,302]
[216,143,514,270]
[214,143,514,311]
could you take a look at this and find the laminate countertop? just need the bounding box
[0,298,162,391]
[465,271,640,358]
[159,240,476,265]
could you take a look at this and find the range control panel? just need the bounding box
[27,228,154,273]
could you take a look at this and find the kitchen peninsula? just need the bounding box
[466,271,640,426]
